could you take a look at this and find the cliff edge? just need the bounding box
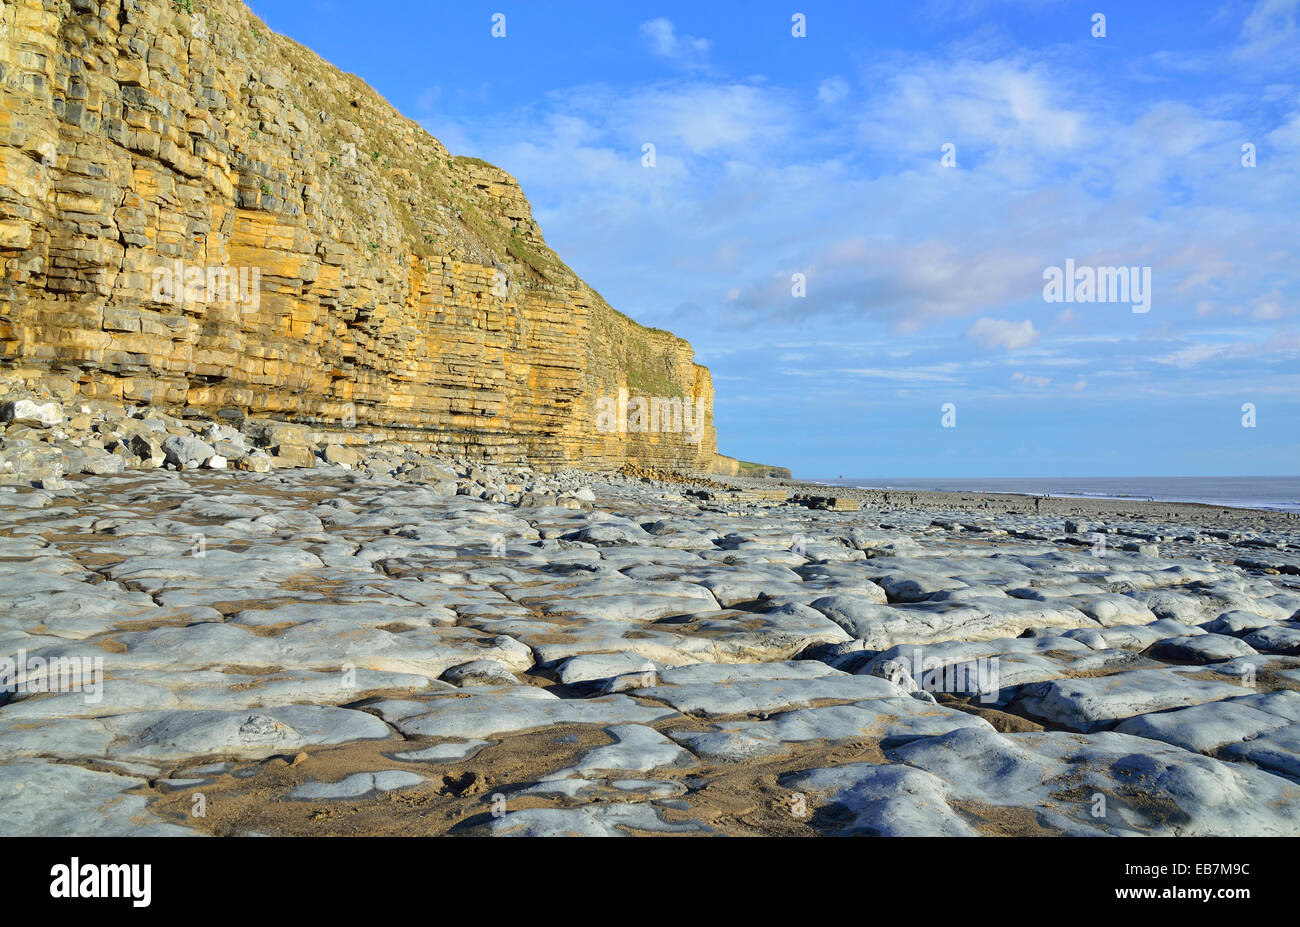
[0,0,725,472]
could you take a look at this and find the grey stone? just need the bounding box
[1147,633,1259,665]
[487,802,712,836]
[0,759,195,836]
[1114,693,1297,754]
[290,770,425,800]
[1,400,62,427]
[1011,669,1248,732]
[784,762,976,836]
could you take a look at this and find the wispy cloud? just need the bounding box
[1235,0,1300,64]
[639,18,711,70]
[968,317,1039,349]
[418,2,1300,430]
[817,76,849,106]
[1010,371,1052,388]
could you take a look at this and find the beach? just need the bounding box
[2,419,1297,836]
[734,474,1300,533]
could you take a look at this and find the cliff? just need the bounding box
[712,455,793,480]
[0,0,722,472]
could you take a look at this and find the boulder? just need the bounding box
[0,400,62,428]
[161,435,216,470]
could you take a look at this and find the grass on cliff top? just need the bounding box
[737,459,786,473]
[622,347,679,398]
[452,155,500,171]
[588,297,688,397]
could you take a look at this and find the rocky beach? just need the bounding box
[2,396,1298,836]
[1,0,1297,851]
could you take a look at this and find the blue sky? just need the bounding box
[247,0,1299,478]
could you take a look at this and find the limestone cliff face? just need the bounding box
[0,0,719,471]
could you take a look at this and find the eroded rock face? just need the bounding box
[0,0,717,472]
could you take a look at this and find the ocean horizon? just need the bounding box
[811,476,1300,514]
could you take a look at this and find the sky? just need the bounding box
[245,0,1300,479]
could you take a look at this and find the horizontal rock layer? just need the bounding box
[0,0,719,472]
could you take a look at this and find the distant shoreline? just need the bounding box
[719,473,1300,530]
[803,479,1300,516]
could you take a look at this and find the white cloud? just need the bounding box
[967,317,1039,350]
[639,18,711,69]
[856,55,1088,160]
[1154,330,1300,367]
[1252,291,1288,320]
[1011,372,1052,388]
[1155,343,1229,368]
[841,366,961,383]
[817,77,849,106]
[416,20,1300,409]
[1235,0,1299,62]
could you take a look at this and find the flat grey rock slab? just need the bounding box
[1147,633,1259,664]
[695,574,806,607]
[1114,693,1297,754]
[1061,618,1205,652]
[231,600,457,629]
[656,660,840,686]
[519,620,718,668]
[1242,625,1300,656]
[441,659,519,687]
[0,668,437,719]
[107,705,395,760]
[392,740,492,763]
[556,652,660,686]
[808,596,1094,649]
[486,802,711,836]
[1060,593,1157,627]
[668,604,853,663]
[1201,611,1279,636]
[637,674,904,718]
[1012,668,1247,732]
[1221,724,1300,780]
[889,726,1300,835]
[290,770,425,800]
[543,725,696,779]
[870,570,972,603]
[382,690,678,739]
[0,715,120,759]
[0,759,196,836]
[784,762,977,836]
[520,777,686,800]
[4,586,161,639]
[23,619,531,679]
[865,634,1088,671]
[671,698,992,762]
[533,592,720,623]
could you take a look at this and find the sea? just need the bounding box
[813,476,1300,514]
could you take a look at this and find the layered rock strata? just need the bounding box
[0,0,721,471]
